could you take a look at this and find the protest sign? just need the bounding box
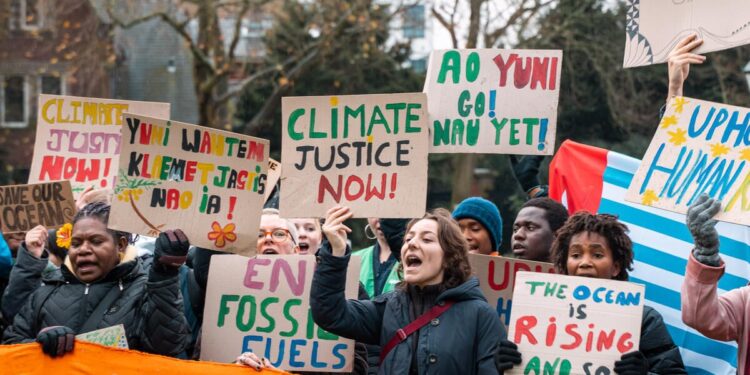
[28,94,170,198]
[201,254,360,372]
[265,158,281,202]
[0,341,290,375]
[280,93,429,218]
[108,113,269,256]
[423,49,561,154]
[623,0,750,68]
[507,272,644,375]
[626,97,750,225]
[468,254,555,328]
[77,325,129,349]
[0,181,75,233]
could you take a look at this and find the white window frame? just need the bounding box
[0,75,31,129]
[19,0,45,31]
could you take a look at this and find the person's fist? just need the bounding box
[36,326,75,358]
[614,351,648,375]
[25,225,48,258]
[322,206,353,257]
[495,339,522,373]
[686,194,721,266]
[154,229,190,273]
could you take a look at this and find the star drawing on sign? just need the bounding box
[641,189,659,206]
[660,115,678,129]
[667,128,687,146]
[710,143,730,157]
[671,97,689,114]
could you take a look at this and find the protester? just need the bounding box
[511,198,568,262]
[311,206,503,374]
[510,155,548,199]
[496,212,686,374]
[680,194,750,372]
[352,218,407,298]
[290,218,323,255]
[258,208,300,255]
[452,197,503,256]
[2,202,190,358]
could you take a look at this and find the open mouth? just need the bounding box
[512,244,526,255]
[76,260,98,273]
[262,248,279,255]
[298,243,310,253]
[404,254,423,268]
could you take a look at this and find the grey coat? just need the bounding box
[311,242,503,375]
[2,246,189,357]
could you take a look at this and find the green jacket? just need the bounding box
[353,245,400,298]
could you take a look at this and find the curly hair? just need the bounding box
[550,211,633,281]
[520,197,569,234]
[398,208,472,290]
[73,202,134,244]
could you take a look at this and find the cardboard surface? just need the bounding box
[0,181,76,233]
[626,96,750,225]
[280,93,429,218]
[468,254,555,328]
[623,0,750,68]
[507,272,644,375]
[108,113,269,256]
[28,94,169,198]
[423,49,561,154]
[200,254,360,372]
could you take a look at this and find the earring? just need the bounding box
[364,224,377,240]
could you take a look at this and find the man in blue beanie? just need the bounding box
[452,197,503,256]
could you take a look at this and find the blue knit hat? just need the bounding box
[452,197,503,250]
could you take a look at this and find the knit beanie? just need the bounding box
[452,197,503,250]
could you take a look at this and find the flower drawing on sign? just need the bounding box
[641,189,659,206]
[207,221,237,248]
[56,223,72,249]
[114,169,165,236]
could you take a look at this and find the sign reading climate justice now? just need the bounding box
[29,94,170,198]
[468,254,555,328]
[626,96,750,225]
[0,181,76,233]
[281,93,429,218]
[108,113,269,256]
[423,49,562,154]
[201,254,360,372]
[508,272,644,375]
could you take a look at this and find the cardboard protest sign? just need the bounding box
[265,158,281,202]
[29,94,170,198]
[108,114,269,256]
[468,254,555,328]
[280,93,429,218]
[623,0,750,68]
[507,272,644,375]
[0,181,76,233]
[77,325,129,349]
[626,97,750,225]
[201,254,360,372]
[423,49,561,154]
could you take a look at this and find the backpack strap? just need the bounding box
[379,300,455,364]
[79,280,123,334]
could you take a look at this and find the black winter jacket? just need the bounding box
[311,242,503,375]
[2,246,189,356]
[640,305,686,374]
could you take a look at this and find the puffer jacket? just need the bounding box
[2,246,189,356]
[640,305,686,374]
[311,241,503,375]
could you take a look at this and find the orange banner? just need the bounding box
[0,342,291,375]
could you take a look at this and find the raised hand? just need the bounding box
[24,225,48,258]
[322,206,353,257]
[667,34,705,101]
[153,229,190,275]
[686,194,721,266]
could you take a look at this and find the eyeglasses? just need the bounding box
[258,228,295,244]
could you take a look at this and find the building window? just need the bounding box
[403,5,425,39]
[410,58,427,73]
[40,75,62,94]
[1,76,28,128]
[20,0,44,30]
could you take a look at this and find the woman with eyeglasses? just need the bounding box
[257,208,300,255]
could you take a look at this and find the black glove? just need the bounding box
[36,326,75,358]
[614,351,648,375]
[509,155,545,194]
[153,229,190,276]
[379,218,409,262]
[495,339,522,373]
